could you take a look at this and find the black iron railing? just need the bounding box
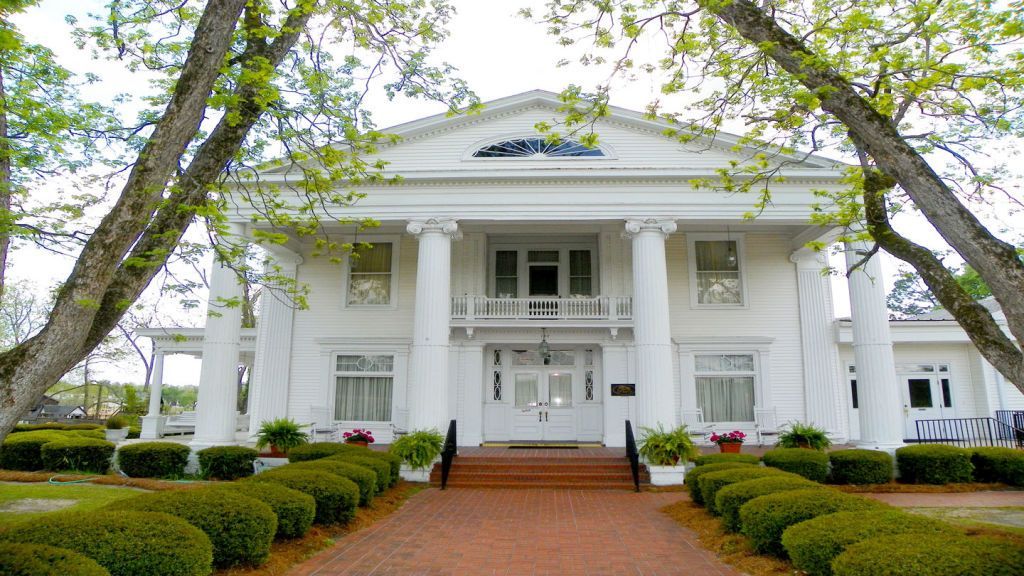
[440,419,457,490]
[995,411,1024,442]
[914,417,1024,449]
[625,420,640,492]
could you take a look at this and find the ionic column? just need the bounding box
[192,223,246,448]
[406,218,460,432]
[792,250,844,438]
[247,253,301,439]
[140,352,166,439]
[625,218,678,431]
[845,240,904,451]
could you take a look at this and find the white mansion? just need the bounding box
[139,90,1024,450]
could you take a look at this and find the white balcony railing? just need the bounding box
[451,295,632,321]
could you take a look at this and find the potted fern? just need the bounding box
[389,429,444,482]
[638,424,700,486]
[255,418,308,456]
[777,421,832,450]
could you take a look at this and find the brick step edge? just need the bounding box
[431,481,642,490]
[448,457,626,465]
[446,464,636,472]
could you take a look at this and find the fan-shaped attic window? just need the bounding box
[472,138,605,158]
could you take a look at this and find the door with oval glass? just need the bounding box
[511,369,576,441]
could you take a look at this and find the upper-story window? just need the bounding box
[347,242,395,306]
[472,138,605,158]
[688,234,746,307]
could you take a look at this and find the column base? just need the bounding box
[188,436,237,450]
[854,440,905,454]
[140,415,166,439]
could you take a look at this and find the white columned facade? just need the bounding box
[192,223,246,449]
[140,352,166,439]
[845,241,904,450]
[247,253,301,438]
[792,250,844,438]
[624,218,678,431]
[406,218,460,432]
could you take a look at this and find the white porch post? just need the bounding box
[792,250,844,438]
[140,352,166,439]
[845,241,904,450]
[625,218,678,431]
[247,253,301,439]
[192,223,246,448]
[406,218,459,432]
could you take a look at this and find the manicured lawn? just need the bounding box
[907,505,1024,536]
[0,481,145,528]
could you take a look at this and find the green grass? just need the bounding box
[0,481,145,529]
[906,506,1024,537]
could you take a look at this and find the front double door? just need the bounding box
[511,369,576,441]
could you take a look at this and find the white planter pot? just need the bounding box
[105,428,129,442]
[647,464,689,486]
[255,457,290,473]
[399,463,434,483]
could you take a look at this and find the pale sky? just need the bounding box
[11,0,1021,387]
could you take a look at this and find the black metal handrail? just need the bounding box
[440,419,457,490]
[995,410,1024,442]
[914,417,1024,449]
[625,420,640,492]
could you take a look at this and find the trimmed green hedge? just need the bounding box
[896,445,973,484]
[715,475,821,533]
[287,442,366,462]
[112,488,275,568]
[197,446,258,480]
[685,462,758,505]
[287,460,377,506]
[365,450,402,486]
[249,468,360,525]
[40,437,115,473]
[116,442,191,479]
[693,452,761,467]
[762,448,829,482]
[330,454,390,493]
[699,467,790,514]
[210,482,315,540]
[972,447,1024,486]
[832,533,1024,576]
[738,489,886,556]
[0,510,213,576]
[0,542,111,576]
[828,449,893,485]
[65,423,104,431]
[0,431,69,470]
[781,509,957,576]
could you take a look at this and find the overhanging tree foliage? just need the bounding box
[533,0,1024,391]
[0,0,475,442]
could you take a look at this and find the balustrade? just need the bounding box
[451,295,632,321]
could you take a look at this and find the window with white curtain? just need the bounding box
[334,355,394,421]
[692,238,744,305]
[347,242,393,306]
[695,354,756,422]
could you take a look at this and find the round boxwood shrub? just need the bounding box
[364,450,402,486]
[715,475,821,532]
[828,449,893,484]
[287,460,377,505]
[197,445,258,480]
[782,509,957,576]
[738,489,887,556]
[685,462,758,505]
[971,447,1024,486]
[0,542,111,576]
[832,533,1024,576]
[116,442,191,478]
[330,454,390,493]
[699,467,791,514]
[64,423,104,431]
[895,444,973,484]
[0,510,212,576]
[40,437,115,473]
[111,488,275,568]
[68,429,106,440]
[210,482,315,539]
[0,431,67,470]
[249,468,360,525]
[693,452,761,467]
[762,448,829,482]
[287,442,365,462]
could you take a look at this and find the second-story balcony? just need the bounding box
[450,295,633,334]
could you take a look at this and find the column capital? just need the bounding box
[623,218,677,239]
[789,248,827,268]
[407,218,461,240]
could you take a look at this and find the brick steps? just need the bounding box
[429,453,648,490]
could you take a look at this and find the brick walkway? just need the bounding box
[290,488,739,576]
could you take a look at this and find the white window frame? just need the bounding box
[677,338,773,426]
[461,134,618,161]
[332,354,395,423]
[342,235,401,310]
[488,241,599,298]
[686,233,748,309]
[318,338,411,431]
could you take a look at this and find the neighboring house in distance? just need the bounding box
[23,401,88,422]
[137,90,1024,450]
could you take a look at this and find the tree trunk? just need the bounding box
[0,64,11,301]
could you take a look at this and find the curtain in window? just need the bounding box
[515,374,539,407]
[697,376,755,421]
[335,376,393,421]
[695,240,742,304]
[348,243,392,305]
[549,373,572,407]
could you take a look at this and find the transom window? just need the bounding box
[473,138,605,158]
[695,354,756,422]
[347,242,394,306]
[334,354,393,421]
